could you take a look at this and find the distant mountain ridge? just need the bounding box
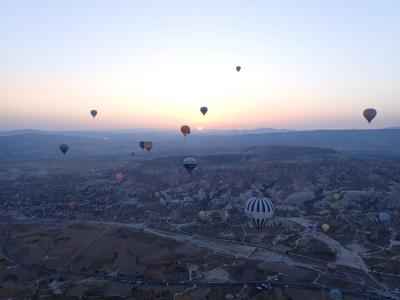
[196,128,400,154]
[1,128,400,159]
[198,127,291,135]
[0,127,290,137]
[3,126,400,137]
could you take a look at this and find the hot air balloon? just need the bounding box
[139,141,145,149]
[329,288,342,300]
[144,141,153,152]
[183,157,198,174]
[363,108,377,123]
[90,110,97,118]
[200,106,208,116]
[131,152,134,157]
[332,192,342,201]
[327,262,337,273]
[245,197,274,231]
[181,125,191,137]
[68,201,76,209]
[322,224,330,232]
[236,66,241,72]
[59,144,69,154]
[115,172,124,182]
[198,211,208,221]
[379,212,390,222]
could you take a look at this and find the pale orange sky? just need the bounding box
[1,1,399,131]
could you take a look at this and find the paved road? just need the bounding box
[43,268,398,300]
[0,218,398,300]
[93,219,395,295]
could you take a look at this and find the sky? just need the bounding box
[0,0,399,131]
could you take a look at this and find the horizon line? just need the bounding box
[1,126,400,134]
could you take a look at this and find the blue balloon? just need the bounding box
[139,141,145,149]
[59,144,69,154]
[379,212,390,222]
[329,288,342,300]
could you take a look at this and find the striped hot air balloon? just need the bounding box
[245,197,274,231]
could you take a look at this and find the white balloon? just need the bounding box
[183,157,198,173]
[245,197,274,231]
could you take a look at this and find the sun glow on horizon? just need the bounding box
[0,1,399,131]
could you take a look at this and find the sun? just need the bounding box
[197,126,203,131]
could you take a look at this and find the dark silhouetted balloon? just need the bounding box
[183,157,198,174]
[59,144,69,154]
[90,110,97,118]
[363,108,377,123]
[181,125,191,137]
[236,66,241,72]
[200,106,208,116]
[139,141,145,149]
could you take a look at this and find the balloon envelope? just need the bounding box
[198,211,207,220]
[90,110,97,118]
[329,289,342,300]
[322,224,330,232]
[245,197,274,231]
[332,192,342,201]
[363,108,377,123]
[200,106,208,116]
[139,141,145,149]
[144,141,153,151]
[327,262,337,273]
[379,212,390,222]
[59,144,69,154]
[183,157,198,174]
[181,125,191,136]
[115,172,124,182]
[236,66,241,72]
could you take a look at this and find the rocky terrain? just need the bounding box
[0,145,399,299]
